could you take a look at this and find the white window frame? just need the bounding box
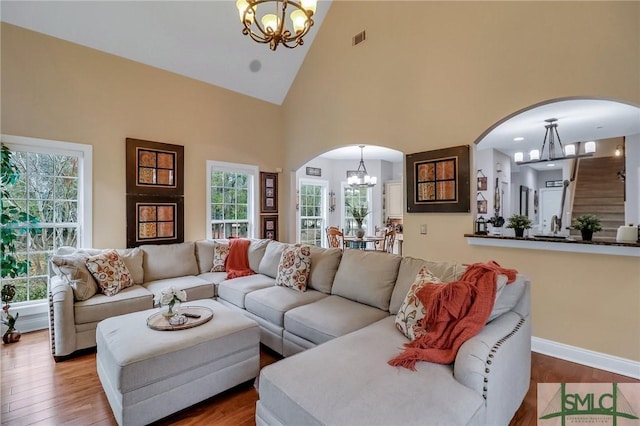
[1,134,92,322]
[297,178,328,246]
[206,160,259,239]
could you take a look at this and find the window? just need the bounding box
[343,185,371,236]
[299,180,327,246]
[1,135,92,306]
[207,161,258,239]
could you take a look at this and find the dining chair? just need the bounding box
[382,228,396,253]
[326,227,345,250]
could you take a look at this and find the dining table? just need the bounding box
[343,235,385,250]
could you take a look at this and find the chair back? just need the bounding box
[383,229,396,253]
[326,227,345,249]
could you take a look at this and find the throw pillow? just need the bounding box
[50,252,99,301]
[116,247,144,284]
[211,241,230,272]
[395,266,443,340]
[85,250,133,296]
[275,245,312,292]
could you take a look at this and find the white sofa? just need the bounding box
[48,238,531,425]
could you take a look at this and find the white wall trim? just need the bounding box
[532,336,640,380]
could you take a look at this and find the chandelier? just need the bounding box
[348,145,377,188]
[236,0,317,51]
[514,118,596,165]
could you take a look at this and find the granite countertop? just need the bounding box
[464,233,640,248]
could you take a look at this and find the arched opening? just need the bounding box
[474,97,640,239]
[293,145,404,250]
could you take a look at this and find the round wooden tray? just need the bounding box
[147,306,213,331]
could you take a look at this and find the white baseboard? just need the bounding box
[532,336,640,380]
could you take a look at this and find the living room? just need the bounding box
[1,1,639,425]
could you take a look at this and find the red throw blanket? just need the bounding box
[225,238,255,279]
[388,261,517,370]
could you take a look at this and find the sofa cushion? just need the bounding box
[144,275,214,302]
[275,245,311,292]
[307,246,341,294]
[395,266,444,340]
[331,250,401,311]
[245,286,327,327]
[85,250,134,296]
[248,239,270,272]
[489,274,523,321]
[217,274,276,309]
[74,284,153,324]
[117,247,144,284]
[283,295,389,345]
[141,242,198,282]
[195,240,216,274]
[50,252,99,301]
[259,316,485,426]
[258,241,288,278]
[211,241,230,272]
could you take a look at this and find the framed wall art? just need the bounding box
[260,172,278,213]
[262,215,278,240]
[477,192,488,214]
[405,145,470,213]
[477,169,487,191]
[126,195,184,247]
[126,138,184,196]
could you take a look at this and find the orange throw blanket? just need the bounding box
[388,261,517,370]
[225,238,255,280]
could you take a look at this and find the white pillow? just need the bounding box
[395,266,443,340]
[275,245,312,292]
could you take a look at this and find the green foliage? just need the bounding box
[346,202,370,227]
[506,214,532,229]
[571,214,603,232]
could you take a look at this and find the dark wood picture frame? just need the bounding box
[405,145,470,213]
[126,138,184,196]
[477,176,487,191]
[126,195,184,247]
[260,172,278,213]
[262,215,278,240]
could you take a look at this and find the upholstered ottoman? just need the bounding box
[96,299,260,426]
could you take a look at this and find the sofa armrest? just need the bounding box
[48,276,77,359]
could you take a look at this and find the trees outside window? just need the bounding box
[1,136,91,305]
[343,186,371,236]
[299,181,326,246]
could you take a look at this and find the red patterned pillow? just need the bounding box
[275,245,312,292]
[211,242,230,272]
[85,250,133,296]
[395,266,443,340]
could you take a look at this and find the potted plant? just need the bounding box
[506,214,532,238]
[347,203,370,239]
[572,214,602,241]
[1,283,20,343]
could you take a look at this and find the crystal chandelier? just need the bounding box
[348,145,377,188]
[514,118,596,165]
[236,0,317,51]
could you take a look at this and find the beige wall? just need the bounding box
[1,23,284,247]
[283,2,640,361]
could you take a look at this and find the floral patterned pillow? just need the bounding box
[395,266,443,340]
[211,242,230,272]
[85,250,133,296]
[275,245,312,292]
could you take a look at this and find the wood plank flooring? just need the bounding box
[1,330,638,425]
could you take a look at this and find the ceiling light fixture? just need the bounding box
[236,0,317,51]
[348,145,377,188]
[514,118,596,165]
[614,145,623,156]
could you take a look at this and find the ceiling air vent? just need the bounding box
[353,30,366,46]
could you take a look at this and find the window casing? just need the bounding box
[206,161,258,239]
[1,135,92,307]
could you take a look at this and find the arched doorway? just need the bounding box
[294,145,404,248]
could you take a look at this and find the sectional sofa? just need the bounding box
[48,239,531,425]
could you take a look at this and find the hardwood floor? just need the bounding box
[1,330,638,425]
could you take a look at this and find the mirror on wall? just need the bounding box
[475,98,640,239]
